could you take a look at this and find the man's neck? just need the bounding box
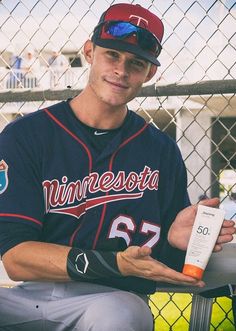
[69,86,128,130]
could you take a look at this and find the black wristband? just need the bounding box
[67,248,122,281]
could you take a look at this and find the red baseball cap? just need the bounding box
[91,3,164,66]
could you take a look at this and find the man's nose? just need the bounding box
[114,60,129,78]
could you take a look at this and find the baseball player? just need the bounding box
[0,3,234,331]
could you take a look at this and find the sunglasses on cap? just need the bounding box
[97,21,162,57]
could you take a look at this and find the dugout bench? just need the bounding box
[155,243,236,331]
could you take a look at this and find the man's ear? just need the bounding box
[144,64,157,83]
[83,40,94,64]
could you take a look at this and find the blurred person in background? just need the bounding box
[21,47,41,88]
[48,47,70,87]
[6,45,23,88]
[221,191,236,222]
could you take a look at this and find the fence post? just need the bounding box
[189,294,213,331]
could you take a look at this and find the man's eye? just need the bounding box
[107,51,119,58]
[130,59,145,68]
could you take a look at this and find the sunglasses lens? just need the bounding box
[106,22,137,38]
[139,30,159,53]
[104,21,161,56]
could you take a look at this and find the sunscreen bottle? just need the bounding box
[182,205,225,280]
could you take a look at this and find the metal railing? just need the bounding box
[0,67,88,89]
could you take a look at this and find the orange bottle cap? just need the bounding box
[182,264,204,280]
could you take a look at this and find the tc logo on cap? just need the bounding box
[129,15,149,28]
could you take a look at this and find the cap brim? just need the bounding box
[94,38,160,66]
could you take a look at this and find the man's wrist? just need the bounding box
[116,251,129,276]
[67,247,123,281]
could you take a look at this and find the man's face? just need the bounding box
[84,41,156,108]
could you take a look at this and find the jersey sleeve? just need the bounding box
[0,122,45,255]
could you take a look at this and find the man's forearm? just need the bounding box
[2,241,123,282]
[2,241,71,281]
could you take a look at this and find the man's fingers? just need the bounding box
[216,220,236,244]
[224,220,236,226]
[125,246,151,259]
[213,244,223,252]
[161,277,205,287]
[138,246,152,257]
[198,197,220,207]
[156,265,205,287]
[216,234,234,246]
[222,220,236,228]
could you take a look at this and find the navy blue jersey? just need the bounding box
[0,100,190,266]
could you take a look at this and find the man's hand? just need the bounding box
[168,198,236,251]
[117,246,205,287]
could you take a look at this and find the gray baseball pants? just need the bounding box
[0,281,153,331]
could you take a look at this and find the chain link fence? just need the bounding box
[0,0,236,330]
